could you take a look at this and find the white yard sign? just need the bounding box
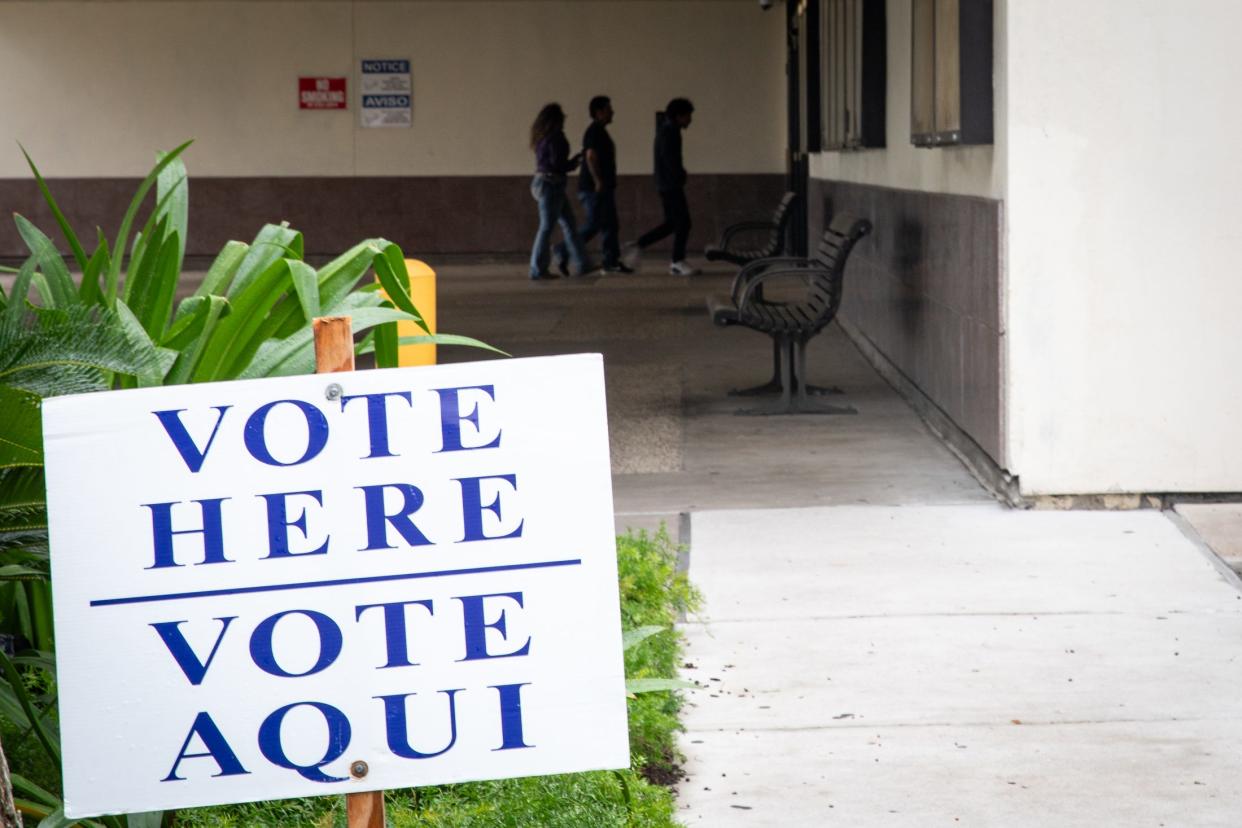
[42,354,628,818]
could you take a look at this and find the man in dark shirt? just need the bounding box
[627,97,699,276]
[556,95,630,273]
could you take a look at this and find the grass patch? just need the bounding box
[171,526,700,828]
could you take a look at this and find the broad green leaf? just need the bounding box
[228,223,301,298]
[288,259,320,321]
[0,563,48,579]
[192,240,248,299]
[373,314,399,369]
[14,215,77,308]
[316,239,378,314]
[105,139,193,305]
[155,150,189,274]
[240,305,425,379]
[162,295,208,348]
[20,143,88,270]
[148,230,182,340]
[192,258,293,381]
[624,678,697,694]
[123,177,184,307]
[11,773,60,809]
[3,256,38,325]
[370,243,429,332]
[80,230,111,304]
[163,296,228,385]
[0,305,161,396]
[622,625,669,652]
[357,333,508,357]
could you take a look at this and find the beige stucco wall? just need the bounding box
[1005,0,1242,494]
[0,0,785,178]
[807,0,1006,199]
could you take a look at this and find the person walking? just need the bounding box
[528,103,592,280]
[625,97,700,276]
[556,95,632,274]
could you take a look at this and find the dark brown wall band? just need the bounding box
[0,174,785,259]
[811,177,1003,464]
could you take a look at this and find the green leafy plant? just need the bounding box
[0,142,497,827]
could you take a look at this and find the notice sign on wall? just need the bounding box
[360,58,412,127]
[299,77,347,110]
[43,355,628,818]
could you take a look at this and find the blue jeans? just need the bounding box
[529,175,589,278]
[557,189,620,268]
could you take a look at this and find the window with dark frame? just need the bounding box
[910,0,993,147]
[820,0,886,151]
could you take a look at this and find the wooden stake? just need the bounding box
[313,316,384,828]
[346,789,386,828]
[313,316,356,374]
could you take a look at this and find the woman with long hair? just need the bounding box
[528,102,591,279]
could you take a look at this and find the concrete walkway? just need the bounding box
[677,505,1242,826]
[428,259,1242,825]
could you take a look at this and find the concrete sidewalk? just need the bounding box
[426,260,1242,825]
[676,505,1242,826]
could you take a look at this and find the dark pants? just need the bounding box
[637,188,691,262]
[557,189,620,268]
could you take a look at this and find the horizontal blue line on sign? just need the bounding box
[89,558,583,608]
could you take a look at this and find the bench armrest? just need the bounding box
[736,267,828,311]
[731,256,815,302]
[717,220,777,251]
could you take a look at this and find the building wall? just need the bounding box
[0,0,785,254]
[1005,0,1242,494]
[808,0,1008,465]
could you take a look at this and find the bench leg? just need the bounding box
[736,338,854,415]
[728,338,844,397]
[791,339,855,415]
[727,339,784,396]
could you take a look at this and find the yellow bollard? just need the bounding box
[390,258,436,366]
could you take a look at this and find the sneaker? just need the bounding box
[554,253,570,278]
[603,263,635,274]
[669,260,701,276]
[620,241,641,270]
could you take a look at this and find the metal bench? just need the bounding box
[706,214,872,415]
[704,191,798,267]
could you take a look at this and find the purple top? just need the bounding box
[535,131,577,176]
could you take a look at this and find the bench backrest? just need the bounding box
[767,192,798,255]
[803,214,872,329]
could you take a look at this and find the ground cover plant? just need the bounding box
[0,143,489,826]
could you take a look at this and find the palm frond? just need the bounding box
[0,304,163,396]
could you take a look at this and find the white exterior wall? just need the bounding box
[1006,0,1242,494]
[0,0,785,178]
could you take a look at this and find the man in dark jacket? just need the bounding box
[626,97,700,276]
[556,95,631,273]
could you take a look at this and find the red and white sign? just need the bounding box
[299,77,347,110]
